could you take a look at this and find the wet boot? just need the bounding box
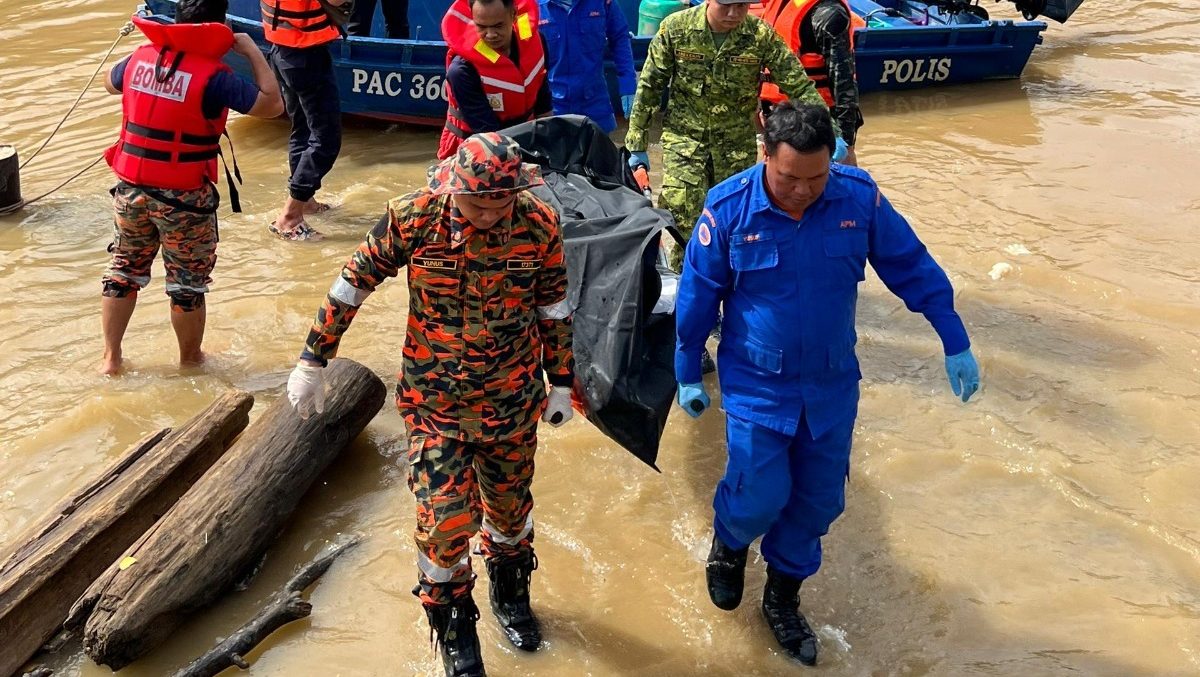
[485,553,541,651]
[761,565,818,666]
[705,532,748,610]
[424,597,487,677]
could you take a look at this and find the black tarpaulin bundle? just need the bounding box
[501,115,679,470]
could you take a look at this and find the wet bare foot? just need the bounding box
[99,353,123,376]
[180,350,206,368]
[303,198,333,214]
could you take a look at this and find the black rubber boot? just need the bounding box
[486,552,541,651]
[761,566,818,666]
[705,532,749,610]
[424,598,487,677]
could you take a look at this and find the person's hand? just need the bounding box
[841,145,857,167]
[542,387,574,427]
[231,33,261,58]
[833,137,848,163]
[628,150,650,172]
[287,361,326,419]
[621,94,635,118]
[677,382,710,418]
[944,348,980,403]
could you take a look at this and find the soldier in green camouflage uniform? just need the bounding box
[286,133,574,677]
[625,0,831,269]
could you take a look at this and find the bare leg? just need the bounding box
[100,293,137,375]
[171,304,206,367]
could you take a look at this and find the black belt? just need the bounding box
[121,142,218,163]
[124,121,221,147]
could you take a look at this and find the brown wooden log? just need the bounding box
[70,358,386,670]
[172,537,360,677]
[0,392,254,677]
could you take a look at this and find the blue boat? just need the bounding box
[142,0,1081,126]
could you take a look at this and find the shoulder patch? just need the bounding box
[697,222,712,247]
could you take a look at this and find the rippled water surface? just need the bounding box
[1,1,1198,675]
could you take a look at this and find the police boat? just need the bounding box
[141,0,1082,125]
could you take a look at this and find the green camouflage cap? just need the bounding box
[429,133,543,197]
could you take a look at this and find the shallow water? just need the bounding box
[1,1,1198,675]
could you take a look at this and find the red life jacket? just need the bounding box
[753,0,863,106]
[438,0,546,160]
[105,16,234,192]
[261,0,342,48]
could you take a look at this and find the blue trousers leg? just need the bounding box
[712,414,793,551]
[760,413,855,580]
[552,94,617,134]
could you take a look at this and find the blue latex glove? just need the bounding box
[833,136,848,163]
[621,94,635,118]
[628,150,650,172]
[945,348,980,403]
[677,382,711,418]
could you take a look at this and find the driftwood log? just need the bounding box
[0,392,254,677]
[172,537,360,677]
[68,358,386,670]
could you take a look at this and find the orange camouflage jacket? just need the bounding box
[303,188,574,441]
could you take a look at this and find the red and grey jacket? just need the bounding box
[438,0,546,160]
[105,16,233,192]
[754,0,863,107]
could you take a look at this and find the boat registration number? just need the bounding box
[879,58,952,85]
[351,69,450,102]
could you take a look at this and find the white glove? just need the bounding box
[287,362,326,419]
[542,387,573,427]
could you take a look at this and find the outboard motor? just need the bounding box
[1012,0,1085,23]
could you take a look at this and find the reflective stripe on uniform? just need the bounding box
[537,297,571,320]
[479,75,524,93]
[417,551,470,582]
[330,277,371,307]
[482,513,533,546]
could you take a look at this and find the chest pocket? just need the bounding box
[409,252,463,307]
[822,228,869,282]
[730,230,784,293]
[503,257,540,310]
[672,49,709,97]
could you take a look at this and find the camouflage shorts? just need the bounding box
[102,182,219,302]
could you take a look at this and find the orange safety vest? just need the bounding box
[261,0,341,48]
[438,0,546,160]
[753,0,863,106]
[105,16,233,191]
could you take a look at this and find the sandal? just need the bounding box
[303,198,334,214]
[269,220,324,242]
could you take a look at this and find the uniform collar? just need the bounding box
[447,204,513,249]
[748,162,850,217]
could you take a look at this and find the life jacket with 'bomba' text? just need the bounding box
[754,0,863,106]
[438,0,546,160]
[105,16,234,193]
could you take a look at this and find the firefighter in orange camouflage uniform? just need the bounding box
[286,133,573,677]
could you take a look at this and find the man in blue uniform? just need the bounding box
[537,0,637,133]
[674,102,980,666]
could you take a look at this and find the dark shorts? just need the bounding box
[102,182,218,296]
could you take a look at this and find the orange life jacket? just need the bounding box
[438,0,546,160]
[261,0,341,48]
[105,16,233,191]
[753,0,863,106]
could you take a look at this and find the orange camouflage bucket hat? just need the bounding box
[428,132,543,197]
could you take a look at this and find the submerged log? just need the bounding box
[172,537,360,677]
[69,358,386,670]
[0,392,254,677]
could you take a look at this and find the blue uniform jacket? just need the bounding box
[675,163,970,439]
[537,0,637,112]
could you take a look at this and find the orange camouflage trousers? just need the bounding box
[408,427,537,606]
[102,182,218,312]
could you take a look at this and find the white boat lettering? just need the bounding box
[351,69,445,100]
[880,58,952,84]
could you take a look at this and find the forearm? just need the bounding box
[244,46,280,99]
[301,296,361,365]
[538,316,574,386]
[822,34,860,145]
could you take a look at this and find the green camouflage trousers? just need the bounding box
[659,142,757,271]
[102,182,218,311]
[408,427,537,606]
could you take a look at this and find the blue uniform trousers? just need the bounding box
[713,410,855,580]
[552,90,617,134]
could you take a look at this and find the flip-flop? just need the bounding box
[269,220,324,242]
